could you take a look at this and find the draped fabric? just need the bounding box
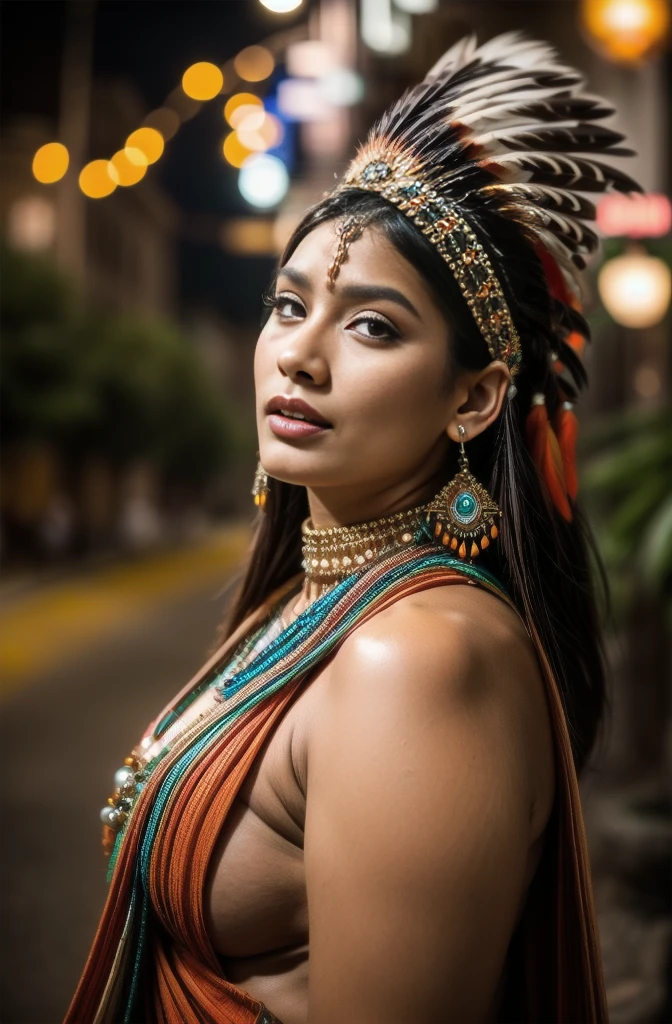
[65,547,607,1023]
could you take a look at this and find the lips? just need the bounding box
[265,396,332,428]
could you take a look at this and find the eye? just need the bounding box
[348,314,400,342]
[272,292,305,320]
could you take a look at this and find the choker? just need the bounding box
[301,503,426,584]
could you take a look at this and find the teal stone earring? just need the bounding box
[425,424,502,561]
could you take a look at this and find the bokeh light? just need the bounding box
[224,92,263,127]
[598,251,672,327]
[234,46,275,83]
[79,160,119,199]
[32,142,70,184]
[182,61,224,100]
[223,132,255,169]
[238,154,289,208]
[319,68,365,106]
[126,127,164,164]
[582,0,670,62]
[143,107,181,142]
[259,0,303,11]
[286,40,334,77]
[394,0,438,11]
[110,149,148,187]
[236,110,284,151]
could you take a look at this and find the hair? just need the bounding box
[222,188,608,775]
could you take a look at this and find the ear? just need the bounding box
[446,361,511,444]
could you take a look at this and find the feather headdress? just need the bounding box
[334,31,640,519]
[335,31,640,375]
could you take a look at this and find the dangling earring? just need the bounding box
[425,425,502,561]
[251,459,269,509]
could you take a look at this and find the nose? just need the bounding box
[276,321,330,387]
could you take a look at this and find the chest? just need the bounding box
[203,664,324,959]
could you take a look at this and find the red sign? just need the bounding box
[597,193,671,238]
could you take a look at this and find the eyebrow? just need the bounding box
[277,266,421,319]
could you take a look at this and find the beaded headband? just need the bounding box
[336,147,522,377]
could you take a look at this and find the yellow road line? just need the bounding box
[0,525,250,696]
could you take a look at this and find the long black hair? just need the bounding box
[224,188,607,775]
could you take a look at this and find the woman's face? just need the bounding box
[254,219,457,504]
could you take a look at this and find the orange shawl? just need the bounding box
[66,550,607,1023]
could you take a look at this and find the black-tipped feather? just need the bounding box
[356,31,640,297]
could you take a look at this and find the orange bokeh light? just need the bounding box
[32,142,70,184]
[79,160,118,199]
[234,46,275,83]
[582,0,670,62]
[222,132,255,169]
[236,111,284,152]
[182,61,224,100]
[126,127,164,164]
[224,92,264,127]
[110,149,148,187]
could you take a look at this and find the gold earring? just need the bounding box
[251,459,269,509]
[425,425,501,560]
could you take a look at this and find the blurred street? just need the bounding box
[0,527,247,1024]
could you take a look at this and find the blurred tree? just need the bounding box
[1,243,232,492]
[582,408,672,619]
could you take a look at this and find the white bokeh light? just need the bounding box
[259,0,303,12]
[598,251,671,328]
[319,68,364,106]
[394,0,438,12]
[238,154,289,208]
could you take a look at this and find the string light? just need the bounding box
[182,62,224,100]
[223,132,256,168]
[224,92,264,127]
[110,148,148,187]
[32,142,70,184]
[126,127,164,164]
[79,160,119,199]
[234,46,275,83]
[236,110,284,151]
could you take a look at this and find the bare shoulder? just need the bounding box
[330,578,542,713]
[314,579,555,834]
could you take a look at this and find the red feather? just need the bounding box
[554,404,579,500]
[526,401,573,521]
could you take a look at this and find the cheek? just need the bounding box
[344,348,448,441]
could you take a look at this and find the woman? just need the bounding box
[67,33,639,1024]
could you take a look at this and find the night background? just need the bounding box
[0,2,670,1022]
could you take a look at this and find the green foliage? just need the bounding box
[581,408,672,616]
[0,244,231,486]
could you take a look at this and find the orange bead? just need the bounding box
[458,541,467,559]
[491,524,499,539]
[470,541,479,558]
[442,532,450,546]
[450,536,458,550]
[481,535,490,549]
[435,521,442,537]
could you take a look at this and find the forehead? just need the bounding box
[282,219,432,299]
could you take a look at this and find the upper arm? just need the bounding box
[304,594,547,1024]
